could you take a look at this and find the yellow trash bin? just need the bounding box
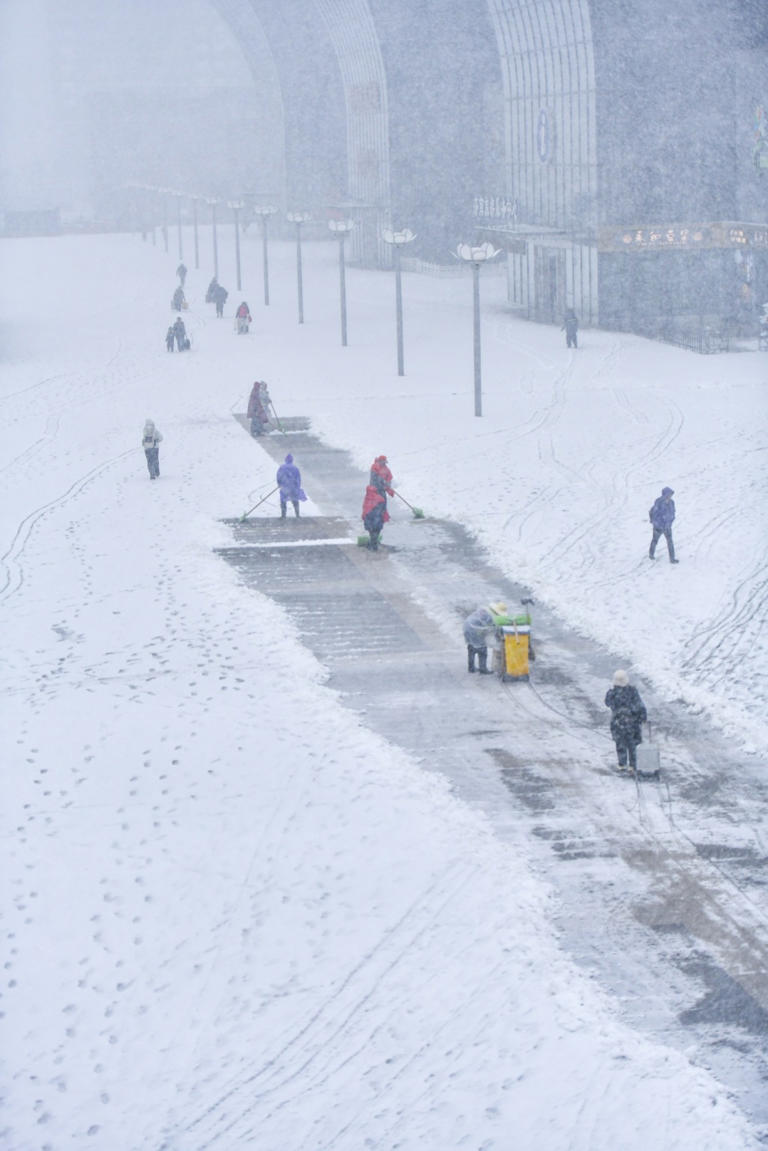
[494,612,533,681]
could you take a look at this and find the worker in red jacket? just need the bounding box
[362,484,389,551]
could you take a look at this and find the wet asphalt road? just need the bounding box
[217,416,768,1139]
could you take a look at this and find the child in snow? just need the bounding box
[142,419,163,480]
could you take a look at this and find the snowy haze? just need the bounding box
[1,228,766,1148]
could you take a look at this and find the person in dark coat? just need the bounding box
[649,486,679,563]
[462,603,506,674]
[214,283,228,318]
[176,262,187,287]
[141,419,163,480]
[247,381,271,436]
[172,285,186,312]
[172,316,187,351]
[276,454,306,518]
[362,484,389,550]
[605,669,647,769]
[165,325,175,352]
[205,276,218,303]
[562,308,579,348]
[369,455,394,496]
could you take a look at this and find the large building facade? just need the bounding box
[4,0,766,338]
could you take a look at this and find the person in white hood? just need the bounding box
[141,419,163,480]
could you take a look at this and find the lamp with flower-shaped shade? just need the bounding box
[252,205,278,305]
[454,241,501,416]
[381,227,416,376]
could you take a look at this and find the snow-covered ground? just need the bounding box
[1,231,765,1149]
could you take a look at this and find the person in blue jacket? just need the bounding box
[462,602,506,675]
[648,486,679,563]
[276,454,306,518]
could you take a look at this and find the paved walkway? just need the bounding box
[217,416,768,1135]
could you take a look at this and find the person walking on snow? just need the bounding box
[213,283,228,318]
[605,670,647,770]
[369,455,394,497]
[172,316,188,351]
[141,419,163,480]
[276,454,306,518]
[172,285,186,312]
[176,262,187,287]
[463,603,508,675]
[649,486,679,563]
[165,325,175,352]
[562,308,579,348]
[362,484,389,550]
[235,301,252,334]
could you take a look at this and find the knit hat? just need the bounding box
[613,669,629,686]
[285,454,293,464]
[489,602,508,615]
[661,486,674,496]
[376,455,387,463]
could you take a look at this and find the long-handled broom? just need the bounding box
[393,490,425,519]
[268,401,286,434]
[240,486,279,521]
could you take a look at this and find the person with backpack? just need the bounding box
[141,419,163,480]
[276,454,306,518]
[235,300,252,334]
[605,670,647,770]
[649,486,679,563]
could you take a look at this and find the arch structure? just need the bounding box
[486,0,599,323]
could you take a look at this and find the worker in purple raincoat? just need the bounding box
[276,454,306,518]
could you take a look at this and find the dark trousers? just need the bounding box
[615,738,638,769]
[650,526,675,561]
[467,644,490,673]
[280,499,300,517]
[145,447,159,479]
[566,333,577,348]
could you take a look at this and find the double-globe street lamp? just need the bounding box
[286,211,311,324]
[252,205,278,305]
[455,241,501,417]
[328,218,355,346]
[381,227,416,376]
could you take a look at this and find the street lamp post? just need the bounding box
[229,202,243,290]
[286,211,311,324]
[208,199,219,279]
[192,197,200,269]
[175,194,184,261]
[382,227,416,375]
[455,242,501,417]
[329,219,355,346]
[162,192,169,253]
[252,205,278,305]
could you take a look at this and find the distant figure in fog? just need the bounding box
[172,285,186,312]
[141,419,163,480]
[165,325,175,352]
[562,308,579,348]
[214,283,228,318]
[235,301,252,334]
[176,262,187,287]
[172,316,188,351]
[206,276,218,303]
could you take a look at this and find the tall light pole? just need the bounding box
[192,197,200,269]
[329,219,355,346]
[229,201,243,290]
[382,227,416,376]
[161,191,169,253]
[287,211,311,324]
[455,242,501,416]
[175,193,184,261]
[252,205,278,305]
[208,199,219,279]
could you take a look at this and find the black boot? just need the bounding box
[478,649,494,675]
[467,646,476,673]
[293,500,300,517]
